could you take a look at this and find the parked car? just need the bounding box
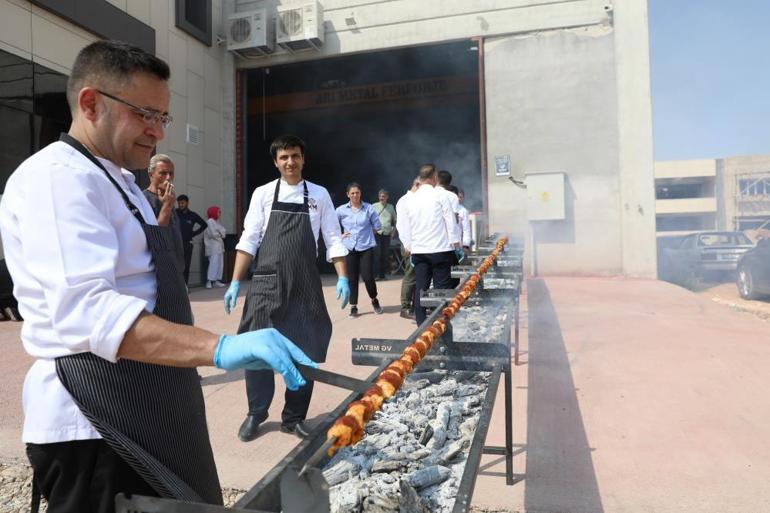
[743,218,770,243]
[736,238,770,299]
[659,231,754,288]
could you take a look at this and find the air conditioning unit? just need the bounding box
[276,2,324,52]
[226,9,274,58]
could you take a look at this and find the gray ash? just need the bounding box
[324,370,490,513]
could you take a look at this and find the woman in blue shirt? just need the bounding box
[336,183,383,318]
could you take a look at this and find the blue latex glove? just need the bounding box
[214,328,317,391]
[454,248,465,264]
[336,276,350,309]
[224,281,240,315]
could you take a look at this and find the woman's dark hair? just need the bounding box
[346,182,362,194]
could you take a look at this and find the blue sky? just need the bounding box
[648,0,770,161]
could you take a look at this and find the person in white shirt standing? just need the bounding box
[223,135,350,442]
[0,41,315,512]
[451,186,473,255]
[396,164,460,324]
[396,178,420,319]
[204,205,227,288]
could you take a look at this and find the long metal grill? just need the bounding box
[116,234,523,513]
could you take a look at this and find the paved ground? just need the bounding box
[1,275,770,512]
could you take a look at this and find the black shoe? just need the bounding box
[349,306,359,318]
[400,309,415,319]
[280,421,311,438]
[238,415,265,442]
[372,299,383,314]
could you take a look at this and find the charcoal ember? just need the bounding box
[404,448,431,462]
[424,440,465,466]
[330,480,364,513]
[426,403,452,450]
[455,383,485,398]
[399,480,428,513]
[363,493,400,512]
[432,379,458,397]
[458,417,478,441]
[417,425,433,446]
[402,378,431,391]
[371,459,404,473]
[363,432,396,453]
[458,395,481,413]
[407,413,430,431]
[367,420,403,434]
[406,465,451,490]
[323,458,360,486]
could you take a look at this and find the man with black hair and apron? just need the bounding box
[0,41,315,513]
[224,134,350,442]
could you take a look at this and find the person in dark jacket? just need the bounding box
[176,194,207,284]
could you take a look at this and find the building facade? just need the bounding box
[0,0,657,278]
[655,155,770,237]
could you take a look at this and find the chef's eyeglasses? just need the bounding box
[97,90,173,129]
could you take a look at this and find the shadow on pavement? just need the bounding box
[201,369,244,387]
[525,278,604,513]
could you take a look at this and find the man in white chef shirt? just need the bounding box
[0,40,314,511]
[396,164,460,325]
[223,134,350,442]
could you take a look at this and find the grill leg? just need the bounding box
[514,296,520,366]
[504,364,514,485]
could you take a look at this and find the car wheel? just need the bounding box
[684,266,702,291]
[737,265,757,300]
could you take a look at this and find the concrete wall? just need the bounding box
[232,0,610,67]
[655,159,716,179]
[226,0,657,277]
[485,24,623,275]
[0,0,235,284]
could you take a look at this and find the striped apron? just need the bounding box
[52,134,222,504]
[239,180,333,418]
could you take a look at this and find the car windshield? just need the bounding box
[697,233,752,247]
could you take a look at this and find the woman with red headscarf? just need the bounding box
[204,205,227,288]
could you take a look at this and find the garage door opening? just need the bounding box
[242,40,482,215]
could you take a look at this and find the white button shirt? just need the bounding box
[236,178,347,261]
[437,186,461,244]
[0,141,158,443]
[396,184,458,254]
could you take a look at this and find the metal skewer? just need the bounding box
[297,436,337,477]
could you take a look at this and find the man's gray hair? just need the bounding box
[378,189,388,197]
[148,153,174,173]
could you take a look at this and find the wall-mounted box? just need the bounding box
[526,172,566,221]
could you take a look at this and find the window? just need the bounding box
[0,49,70,194]
[175,0,212,46]
[739,176,770,197]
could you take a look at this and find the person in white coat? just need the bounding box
[204,205,227,288]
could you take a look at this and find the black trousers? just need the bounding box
[374,233,391,278]
[246,369,316,425]
[182,241,193,284]
[413,251,455,324]
[345,247,378,306]
[26,439,157,513]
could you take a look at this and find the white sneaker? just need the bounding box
[214,281,226,288]
[206,281,212,289]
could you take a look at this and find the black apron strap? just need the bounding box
[53,133,221,504]
[59,133,146,225]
